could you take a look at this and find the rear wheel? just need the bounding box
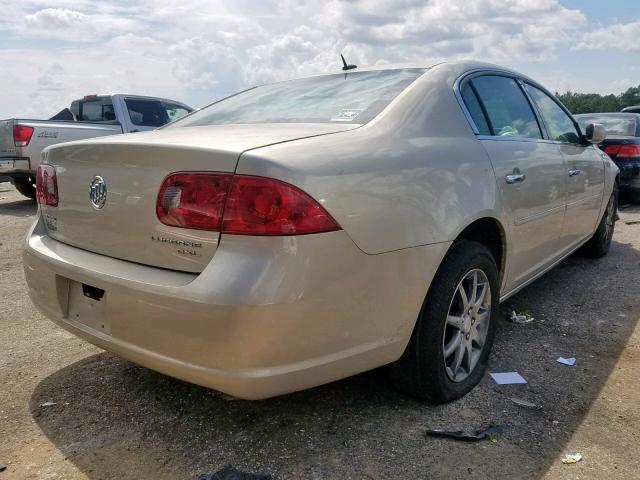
[13,178,36,200]
[581,187,617,258]
[389,240,499,403]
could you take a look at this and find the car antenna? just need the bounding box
[341,54,357,71]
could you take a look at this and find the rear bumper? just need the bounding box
[23,216,449,399]
[0,157,31,176]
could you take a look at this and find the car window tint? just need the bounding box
[523,84,580,143]
[470,76,542,139]
[79,99,115,122]
[125,99,170,127]
[460,83,491,135]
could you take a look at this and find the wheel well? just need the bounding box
[456,218,506,280]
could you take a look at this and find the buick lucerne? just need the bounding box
[24,61,618,402]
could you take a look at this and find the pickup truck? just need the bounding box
[0,94,192,198]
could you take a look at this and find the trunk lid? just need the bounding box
[42,123,357,272]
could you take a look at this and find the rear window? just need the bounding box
[576,115,637,137]
[125,99,191,127]
[171,69,426,127]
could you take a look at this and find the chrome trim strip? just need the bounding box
[514,204,565,226]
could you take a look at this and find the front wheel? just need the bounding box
[581,187,617,258]
[389,240,500,403]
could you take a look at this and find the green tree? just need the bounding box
[556,84,640,113]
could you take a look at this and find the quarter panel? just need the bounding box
[237,66,499,255]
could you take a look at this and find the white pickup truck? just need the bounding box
[0,94,192,198]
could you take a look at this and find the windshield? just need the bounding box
[171,69,426,127]
[576,114,637,137]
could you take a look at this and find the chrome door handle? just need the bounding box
[568,168,582,177]
[505,172,526,184]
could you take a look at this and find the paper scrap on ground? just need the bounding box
[509,310,534,324]
[557,357,576,366]
[490,372,527,385]
[40,401,57,407]
[562,451,583,464]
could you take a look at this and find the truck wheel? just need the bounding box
[13,178,36,200]
[389,240,499,403]
[581,187,617,258]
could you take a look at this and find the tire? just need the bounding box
[13,178,36,200]
[581,186,617,258]
[389,240,500,403]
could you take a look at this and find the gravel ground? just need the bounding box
[1,183,639,479]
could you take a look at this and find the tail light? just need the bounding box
[603,144,640,158]
[13,125,34,147]
[156,173,232,230]
[156,172,341,235]
[36,165,59,206]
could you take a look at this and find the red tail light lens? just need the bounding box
[13,125,34,147]
[602,145,620,156]
[617,144,640,158]
[156,173,232,230]
[156,173,341,235]
[603,144,640,158]
[222,175,340,235]
[36,165,58,206]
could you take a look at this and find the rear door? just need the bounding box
[460,73,567,291]
[522,83,605,248]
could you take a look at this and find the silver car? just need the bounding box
[24,61,618,402]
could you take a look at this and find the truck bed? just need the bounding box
[0,118,123,175]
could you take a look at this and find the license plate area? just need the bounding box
[68,280,110,335]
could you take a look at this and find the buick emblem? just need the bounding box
[89,176,107,209]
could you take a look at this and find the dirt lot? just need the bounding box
[1,182,639,479]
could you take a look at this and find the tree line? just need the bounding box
[556,84,640,114]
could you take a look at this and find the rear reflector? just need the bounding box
[36,165,58,206]
[156,173,341,235]
[13,125,34,147]
[603,144,640,158]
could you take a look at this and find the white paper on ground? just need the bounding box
[557,356,576,366]
[490,372,527,385]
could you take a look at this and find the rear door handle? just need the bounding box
[505,171,526,184]
[568,168,581,177]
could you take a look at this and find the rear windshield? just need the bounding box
[576,115,637,137]
[171,68,426,127]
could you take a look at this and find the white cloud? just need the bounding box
[0,0,638,118]
[578,20,640,52]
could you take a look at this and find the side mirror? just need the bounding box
[584,123,606,144]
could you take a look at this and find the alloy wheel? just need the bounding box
[443,269,491,382]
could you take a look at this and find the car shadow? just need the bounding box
[30,239,640,479]
[0,195,36,217]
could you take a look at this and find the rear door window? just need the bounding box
[125,99,169,127]
[468,75,542,139]
[460,83,491,135]
[78,98,116,122]
[523,84,581,143]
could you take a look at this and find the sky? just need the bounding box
[0,0,639,118]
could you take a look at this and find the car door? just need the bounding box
[522,83,605,248]
[459,74,567,291]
